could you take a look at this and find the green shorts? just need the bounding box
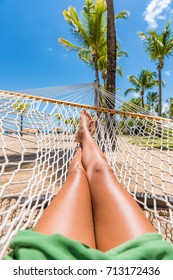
[4,230,173,260]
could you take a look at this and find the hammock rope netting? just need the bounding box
[0,83,173,258]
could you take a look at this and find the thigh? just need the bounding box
[35,162,96,249]
[87,162,155,251]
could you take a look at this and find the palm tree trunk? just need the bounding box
[20,114,23,137]
[158,65,162,116]
[151,102,154,114]
[141,90,145,108]
[93,54,101,107]
[156,63,163,138]
[105,0,117,152]
[102,74,106,90]
[106,0,116,109]
[94,58,100,87]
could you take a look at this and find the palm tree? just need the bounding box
[80,43,127,89]
[170,104,173,119]
[65,118,79,134]
[99,42,128,88]
[59,1,128,108]
[120,97,142,112]
[170,99,173,119]
[163,99,173,119]
[120,97,141,112]
[139,21,173,116]
[124,69,158,108]
[146,91,158,114]
[106,4,128,108]
[106,3,128,89]
[58,0,107,88]
[105,4,128,152]
[13,102,29,136]
[129,97,142,107]
[106,0,116,105]
[55,113,63,133]
[78,10,128,90]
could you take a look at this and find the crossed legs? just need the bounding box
[34,110,155,252]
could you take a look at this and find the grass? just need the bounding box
[128,135,173,150]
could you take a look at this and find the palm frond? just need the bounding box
[117,50,128,59]
[116,66,123,77]
[63,7,91,48]
[128,75,140,87]
[79,51,95,69]
[85,0,106,48]
[139,21,173,62]
[58,38,87,52]
[146,91,159,102]
[116,42,128,60]
[115,10,128,20]
[138,32,147,40]
[98,55,107,70]
[124,87,138,96]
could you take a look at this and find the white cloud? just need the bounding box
[165,70,171,76]
[157,15,166,20]
[162,102,169,113]
[144,0,172,28]
[48,48,53,52]
[133,92,140,98]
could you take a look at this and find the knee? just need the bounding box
[68,162,86,175]
[88,160,112,175]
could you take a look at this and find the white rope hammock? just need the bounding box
[0,83,173,258]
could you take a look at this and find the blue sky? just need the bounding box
[0,0,173,109]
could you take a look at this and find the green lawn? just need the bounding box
[128,135,173,150]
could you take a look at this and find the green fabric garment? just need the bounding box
[4,230,173,260]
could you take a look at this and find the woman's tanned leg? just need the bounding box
[34,147,96,249]
[76,110,155,252]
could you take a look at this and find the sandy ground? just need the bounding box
[0,133,173,257]
[1,133,172,196]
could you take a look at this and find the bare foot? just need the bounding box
[89,120,96,137]
[75,110,95,142]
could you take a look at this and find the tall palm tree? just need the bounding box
[170,103,173,119]
[120,97,142,112]
[55,113,62,133]
[13,102,29,136]
[164,99,173,119]
[129,97,142,107]
[65,118,79,134]
[80,42,127,88]
[105,9,128,91]
[101,42,128,88]
[146,91,159,114]
[106,0,116,107]
[139,21,173,116]
[124,69,158,108]
[169,98,173,119]
[59,1,128,108]
[106,2,128,108]
[58,0,107,88]
[105,3,128,151]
